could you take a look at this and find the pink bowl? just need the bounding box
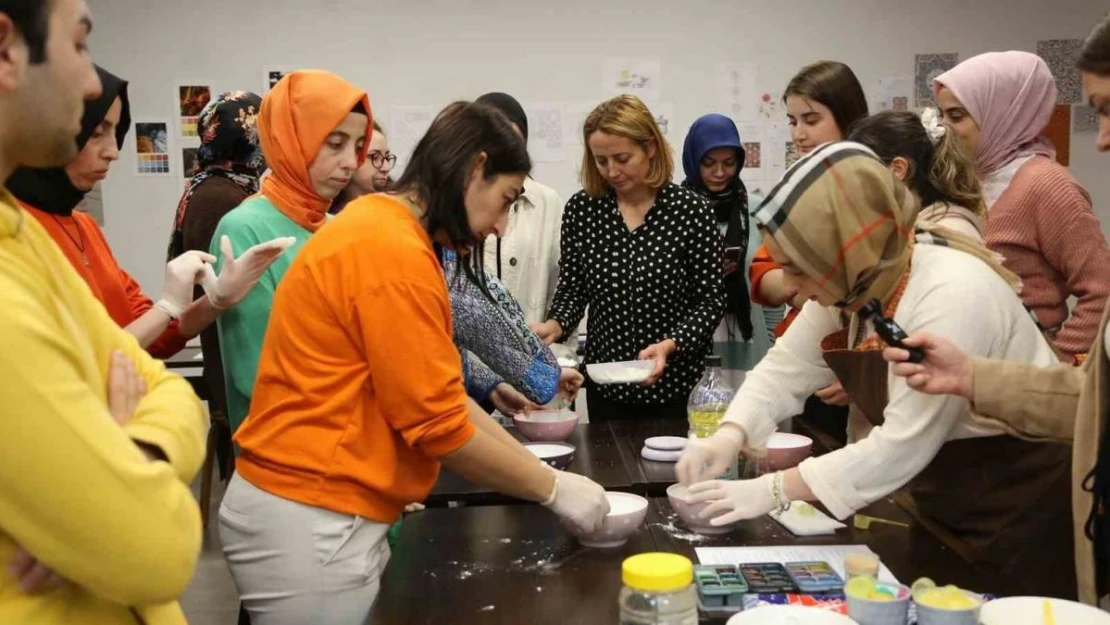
[666,483,736,535]
[514,409,579,442]
[564,492,649,548]
[765,432,813,471]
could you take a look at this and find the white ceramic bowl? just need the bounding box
[666,483,736,535]
[727,605,857,624]
[564,492,649,548]
[586,360,654,384]
[766,432,813,471]
[514,409,579,442]
[523,442,576,470]
[980,596,1110,625]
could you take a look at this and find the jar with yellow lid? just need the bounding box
[620,553,698,625]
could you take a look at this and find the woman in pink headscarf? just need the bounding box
[934,51,1110,359]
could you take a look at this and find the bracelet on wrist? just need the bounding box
[769,471,791,514]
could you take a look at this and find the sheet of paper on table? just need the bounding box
[695,545,900,585]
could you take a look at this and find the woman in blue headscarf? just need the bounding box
[681,114,775,373]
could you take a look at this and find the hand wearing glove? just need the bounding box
[686,473,777,527]
[156,250,216,319]
[675,426,744,485]
[542,470,610,534]
[201,235,297,309]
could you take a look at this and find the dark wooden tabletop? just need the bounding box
[427,423,638,506]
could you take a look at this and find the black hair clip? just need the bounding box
[859,299,925,363]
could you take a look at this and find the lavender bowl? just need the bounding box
[667,483,736,535]
[564,492,649,548]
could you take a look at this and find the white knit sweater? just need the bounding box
[723,244,1059,519]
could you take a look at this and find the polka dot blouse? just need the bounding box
[548,183,726,404]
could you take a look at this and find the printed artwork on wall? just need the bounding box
[177,85,212,137]
[914,53,958,109]
[1037,39,1084,104]
[135,121,171,175]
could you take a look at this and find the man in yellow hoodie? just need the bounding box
[0,1,209,624]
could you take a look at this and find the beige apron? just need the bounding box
[821,318,1077,598]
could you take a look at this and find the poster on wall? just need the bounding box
[177,85,212,138]
[873,76,912,112]
[1037,39,1084,104]
[77,182,104,225]
[736,123,766,182]
[1044,104,1071,166]
[134,120,171,176]
[525,103,567,163]
[1073,105,1099,133]
[565,101,597,146]
[264,67,298,92]
[716,63,758,122]
[914,53,958,109]
[763,122,790,182]
[601,58,661,101]
[646,100,675,139]
[757,92,782,121]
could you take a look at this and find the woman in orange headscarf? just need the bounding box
[209,70,371,437]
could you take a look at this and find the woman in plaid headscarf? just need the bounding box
[677,142,1078,598]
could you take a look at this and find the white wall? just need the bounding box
[88,0,1108,295]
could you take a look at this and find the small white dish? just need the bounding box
[980,596,1110,624]
[586,360,654,384]
[644,436,687,451]
[640,446,682,462]
[727,605,856,624]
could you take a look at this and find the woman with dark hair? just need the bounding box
[750,61,869,341]
[218,100,609,624]
[849,109,986,240]
[885,14,1110,605]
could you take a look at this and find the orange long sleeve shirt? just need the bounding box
[749,242,798,337]
[234,195,475,523]
[22,204,188,358]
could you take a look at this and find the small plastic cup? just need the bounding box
[914,589,983,625]
[847,582,910,625]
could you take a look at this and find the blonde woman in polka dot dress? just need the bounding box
[533,95,725,421]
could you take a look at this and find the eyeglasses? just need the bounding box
[369,151,397,171]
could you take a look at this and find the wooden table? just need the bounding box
[426,423,638,506]
[370,501,667,624]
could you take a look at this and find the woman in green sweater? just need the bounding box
[212,70,372,436]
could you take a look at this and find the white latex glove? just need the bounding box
[159,250,216,317]
[687,473,776,526]
[201,235,296,309]
[542,470,610,533]
[675,427,745,485]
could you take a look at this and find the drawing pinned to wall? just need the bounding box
[874,76,912,112]
[758,92,781,121]
[264,67,298,92]
[602,58,661,101]
[784,141,801,169]
[526,104,567,163]
[764,122,790,182]
[736,123,765,182]
[182,148,198,179]
[914,53,958,109]
[135,121,171,175]
[1073,105,1099,134]
[390,104,437,168]
[77,182,104,225]
[177,85,212,138]
[646,100,675,139]
[1037,39,1084,104]
[716,63,758,122]
[565,101,596,147]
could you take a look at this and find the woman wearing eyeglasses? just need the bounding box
[330,120,395,214]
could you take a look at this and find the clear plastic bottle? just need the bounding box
[619,553,698,625]
[687,354,738,480]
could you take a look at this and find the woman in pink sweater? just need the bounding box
[934,51,1110,358]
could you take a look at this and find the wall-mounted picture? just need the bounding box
[178,85,212,137]
[182,147,198,179]
[135,121,170,175]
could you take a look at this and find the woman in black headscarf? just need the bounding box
[6,65,289,359]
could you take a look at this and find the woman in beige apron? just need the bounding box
[676,141,1076,598]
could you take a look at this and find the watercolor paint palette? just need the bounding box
[784,561,845,594]
[694,564,748,607]
[738,563,798,594]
